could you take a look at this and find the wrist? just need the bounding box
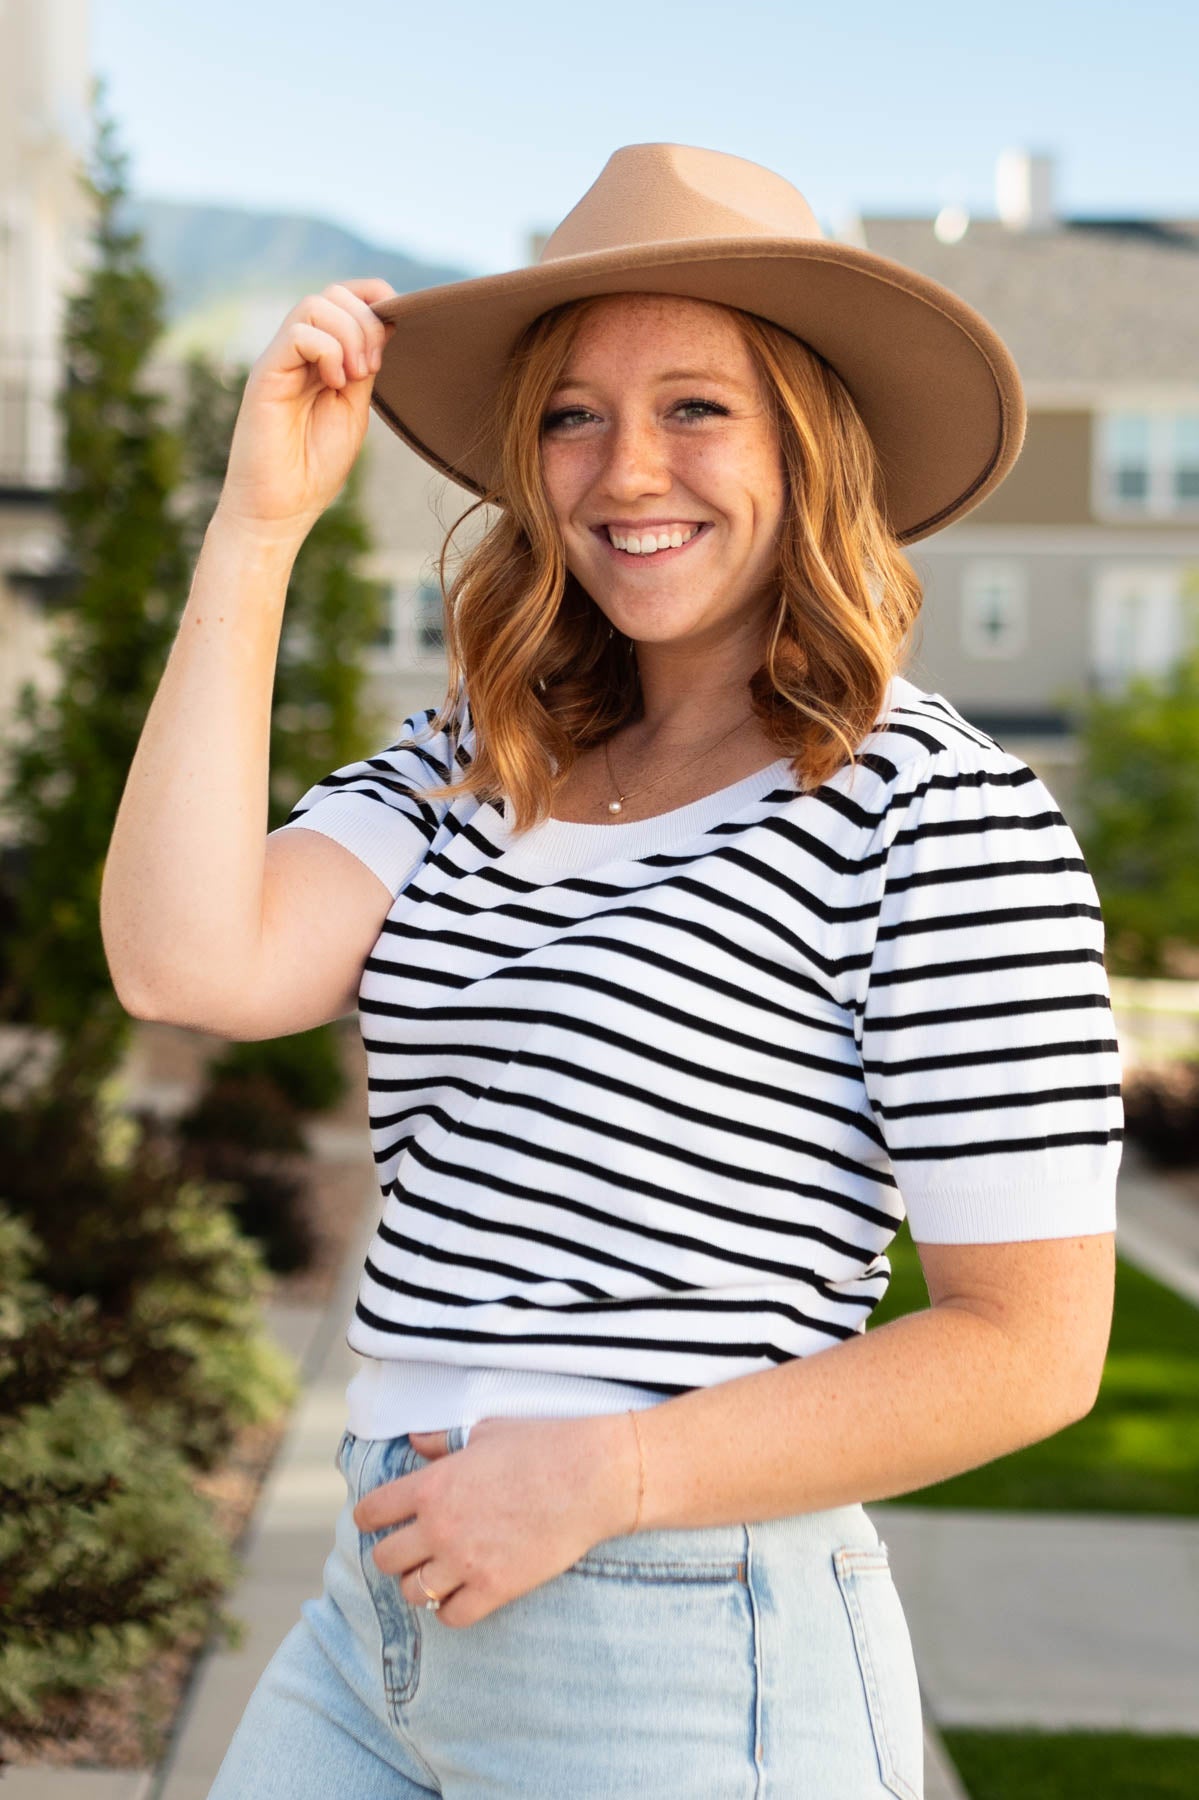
[207,504,312,560]
[584,1410,646,1544]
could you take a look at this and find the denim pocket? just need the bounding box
[832,1544,923,1800]
[570,1534,747,1586]
[356,1437,422,1719]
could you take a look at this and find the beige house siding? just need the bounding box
[972,410,1094,526]
[900,525,1199,825]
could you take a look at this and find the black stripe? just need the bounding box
[874,1081,1124,1120]
[890,1125,1123,1161]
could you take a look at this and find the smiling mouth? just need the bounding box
[596,522,711,560]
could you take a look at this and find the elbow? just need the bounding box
[1063,1361,1106,1425]
[1027,1352,1107,1436]
[99,894,158,1021]
[109,971,164,1023]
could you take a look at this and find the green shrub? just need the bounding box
[205,1025,349,1115]
[0,1211,243,1760]
[0,1055,296,1470]
[1069,577,1199,977]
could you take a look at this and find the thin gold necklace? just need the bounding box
[600,713,757,817]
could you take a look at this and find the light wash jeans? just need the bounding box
[207,1426,924,1798]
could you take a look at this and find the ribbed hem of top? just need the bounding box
[488,756,797,872]
[344,1356,669,1439]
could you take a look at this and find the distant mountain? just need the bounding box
[117,195,477,366]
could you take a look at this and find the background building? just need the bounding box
[841,147,1199,812]
[0,0,94,732]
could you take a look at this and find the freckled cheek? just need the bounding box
[542,446,602,535]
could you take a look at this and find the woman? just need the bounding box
[102,144,1121,1798]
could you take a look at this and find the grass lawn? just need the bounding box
[863,1221,1199,1514]
[940,1728,1199,1798]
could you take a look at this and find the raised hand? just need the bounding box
[214,278,398,546]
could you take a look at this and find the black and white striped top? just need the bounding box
[279,673,1123,1405]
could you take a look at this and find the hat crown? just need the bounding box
[539,142,827,263]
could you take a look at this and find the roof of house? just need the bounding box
[837,215,1199,385]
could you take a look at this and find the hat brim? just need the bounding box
[368,236,1027,546]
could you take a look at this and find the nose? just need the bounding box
[597,416,672,502]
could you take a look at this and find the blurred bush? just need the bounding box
[1122,1060,1199,1168]
[1069,571,1199,978]
[175,1069,316,1275]
[0,1137,291,1756]
[205,1025,349,1116]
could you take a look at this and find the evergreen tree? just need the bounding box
[0,82,297,1757]
[0,70,389,1112]
[0,75,190,1090]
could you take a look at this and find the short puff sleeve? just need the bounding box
[850,745,1123,1244]
[274,703,465,899]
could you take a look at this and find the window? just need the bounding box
[363,578,448,671]
[1091,566,1191,692]
[370,583,400,654]
[411,580,446,663]
[960,563,1028,659]
[1096,410,1199,517]
[1174,415,1199,503]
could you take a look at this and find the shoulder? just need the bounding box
[367,687,477,788]
[862,673,1015,781]
[281,688,476,828]
[850,673,1057,825]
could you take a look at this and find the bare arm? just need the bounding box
[100,278,398,1031]
[101,515,295,1022]
[585,1230,1116,1534]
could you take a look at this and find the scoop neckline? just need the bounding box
[489,753,798,870]
[548,755,795,829]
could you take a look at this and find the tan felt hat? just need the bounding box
[368,142,1027,545]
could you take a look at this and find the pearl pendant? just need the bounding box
[608,798,623,814]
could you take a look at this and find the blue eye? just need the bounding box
[676,400,727,420]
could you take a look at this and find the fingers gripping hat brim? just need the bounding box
[366,150,1027,546]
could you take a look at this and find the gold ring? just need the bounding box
[414,1563,442,1611]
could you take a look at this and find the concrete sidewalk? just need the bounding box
[873,1504,1199,1734]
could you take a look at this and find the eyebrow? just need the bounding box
[551,368,754,394]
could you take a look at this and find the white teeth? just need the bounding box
[607,524,701,555]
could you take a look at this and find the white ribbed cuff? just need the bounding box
[277,797,427,898]
[902,1173,1119,1244]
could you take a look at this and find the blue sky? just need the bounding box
[94,0,1195,275]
